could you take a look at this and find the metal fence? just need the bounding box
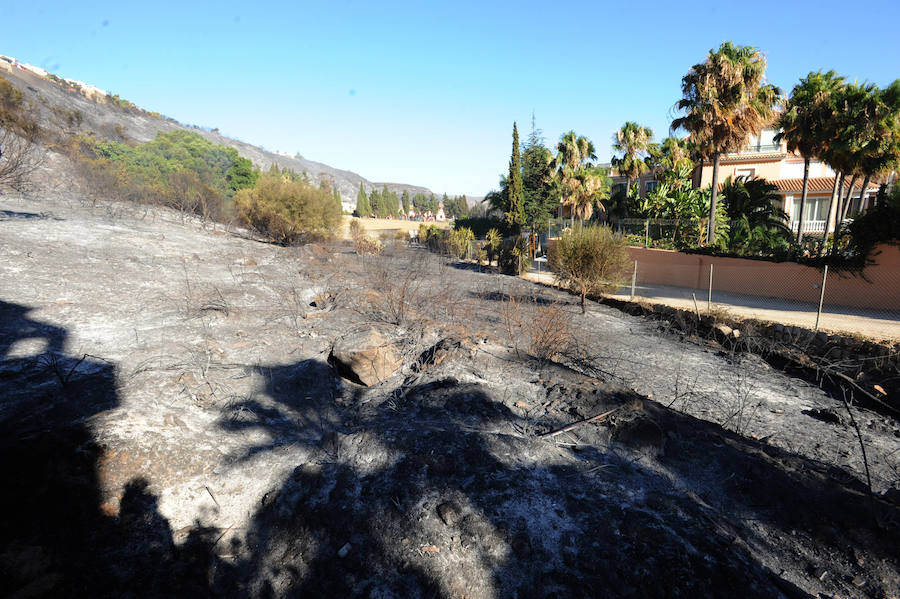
[614,259,900,340]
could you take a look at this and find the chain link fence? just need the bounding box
[614,256,900,340]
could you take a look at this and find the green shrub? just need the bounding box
[448,226,474,259]
[485,228,502,265]
[548,225,631,312]
[234,173,342,245]
[498,235,528,276]
[838,186,900,264]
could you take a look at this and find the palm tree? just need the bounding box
[819,82,876,252]
[720,176,792,254]
[672,42,780,245]
[851,80,900,217]
[568,166,610,224]
[774,71,845,243]
[553,131,597,226]
[611,122,653,228]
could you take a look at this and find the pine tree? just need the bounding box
[522,116,556,232]
[356,182,370,217]
[505,122,525,234]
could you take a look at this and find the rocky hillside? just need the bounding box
[2,62,435,202]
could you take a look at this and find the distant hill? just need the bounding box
[1,59,441,208]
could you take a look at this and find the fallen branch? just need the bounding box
[823,368,899,416]
[540,407,620,439]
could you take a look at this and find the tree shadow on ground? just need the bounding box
[2,299,896,597]
[0,209,63,221]
[216,364,870,597]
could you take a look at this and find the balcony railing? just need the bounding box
[743,143,781,153]
[790,219,826,234]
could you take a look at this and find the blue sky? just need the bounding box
[3,0,899,196]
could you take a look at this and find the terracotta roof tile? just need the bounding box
[770,177,880,194]
[715,176,881,194]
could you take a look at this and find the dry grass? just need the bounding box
[500,292,574,362]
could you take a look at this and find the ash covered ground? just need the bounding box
[1,193,899,598]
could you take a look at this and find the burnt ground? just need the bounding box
[1,192,899,598]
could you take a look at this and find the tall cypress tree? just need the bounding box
[401,189,411,215]
[356,182,370,217]
[505,122,525,235]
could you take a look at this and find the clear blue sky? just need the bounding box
[3,0,899,196]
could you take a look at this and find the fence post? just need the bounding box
[630,260,637,300]
[644,220,649,248]
[707,264,713,313]
[815,265,828,331]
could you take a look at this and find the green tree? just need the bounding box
[225,156,258,195]
[553,131,597,226]
[522,117,556,232]
[611,122,654,228]
[401,189,411,215]
[356,182,371,217]
[774,71,845,243]
[505,122,525,234]
[332,184,342,212]
[672,42,780,244]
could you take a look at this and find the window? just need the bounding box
[644,180,658,193]
[735,168,755,179]
[792,197,826,222]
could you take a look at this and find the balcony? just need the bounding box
[743,143,781,153]
[790,219,826,234]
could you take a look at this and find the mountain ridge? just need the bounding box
[1,57,483,208]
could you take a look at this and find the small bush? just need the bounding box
[349,218,363,240]
[348,218,383,254]
[498,236,528,275]
[448,226,474,259]
[499,293,573,362]
[235,173,342,245]
[484,228,502,266]
[549,225,630,313]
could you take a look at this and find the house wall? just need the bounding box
[626,244,900,311]
[697,157,783,187]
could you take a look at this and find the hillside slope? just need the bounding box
[2,64,434,203]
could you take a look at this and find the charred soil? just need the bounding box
[1,193,899,598]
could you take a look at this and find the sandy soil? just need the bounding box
[341,216,451,240]
[1,193,899,598]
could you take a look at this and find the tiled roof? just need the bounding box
[771,177,880,194]
[715,176,881,194]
